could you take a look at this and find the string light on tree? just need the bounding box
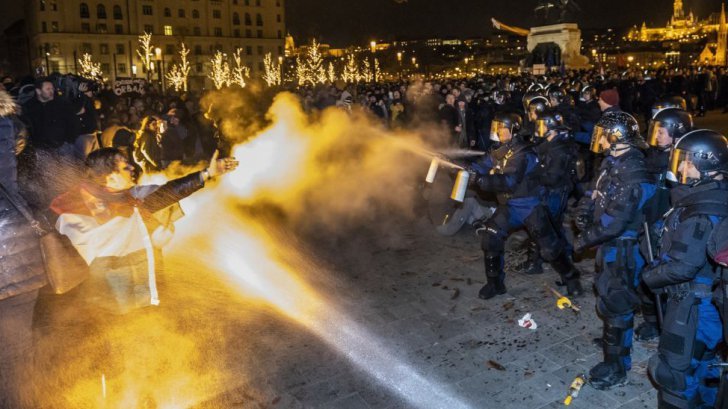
[231,48,251,88]
[165,43,191,92]
[342,54,359,83]
[136,32,154,78]
[262,53,282,87]
[327,62,336,83]
[77,53,103,80]
[208,51,231,90]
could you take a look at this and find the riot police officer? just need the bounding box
[642,129,728,409]
[636,107,694,342]
[573,111,656,390]
[468,112,539,299]
[529,109,583,294]
[517,96,556,275]
[469,110,584,299]
[576,85,601,125]
[707,202,728,409]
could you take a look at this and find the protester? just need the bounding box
[0,89,46,409]
[49,148,238,314]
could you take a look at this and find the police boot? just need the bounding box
[516,240,543,275]
[634,321,659,342]
[657,390,700,409]
[550,253,584,297]
[589,318,631,390]
[479,255,506,300]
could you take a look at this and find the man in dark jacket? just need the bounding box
[21,78,78,154]
[0,89,47,408]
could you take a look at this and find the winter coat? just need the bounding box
[0,90,47,300]
[21,96,79,150]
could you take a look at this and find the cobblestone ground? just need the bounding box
[188,214,658,409]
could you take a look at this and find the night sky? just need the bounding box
[286,0,726,47]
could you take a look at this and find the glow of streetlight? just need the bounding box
[411,56,416,65]
[132,65,137,75]
[627,55,634,62]
[397,52,402,62]
[155,47,162,58]
[370,41,377,53]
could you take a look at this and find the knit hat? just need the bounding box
[599,89,619,107]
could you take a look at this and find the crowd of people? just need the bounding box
[2,65,728,408]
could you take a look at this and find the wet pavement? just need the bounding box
[193,214,659,409]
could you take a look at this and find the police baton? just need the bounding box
[644,221,664,328]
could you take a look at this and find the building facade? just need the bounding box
[26,0,286,89]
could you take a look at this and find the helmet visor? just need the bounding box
[490,120,507,142]
[534,119,549,138]
[590,125,609,154]
[647,121,671,148]
[669,148,694,184]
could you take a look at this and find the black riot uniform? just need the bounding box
[636,108,694,342]
[708,211,728,409]
[643,130,728,409]
[574,111,656,390]
[529,110,583,293]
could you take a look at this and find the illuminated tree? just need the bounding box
[166,43,191,92]
[78,53,103,80]
[295,56,309,86]
[327,62,336,83]
[231,48,250,88]
[360,59,373,82]
[262,53,282,86]
[208,51,231,90]
[342,54,359,83]
[136,32,154,76]
[374,58,381,82]
[305,39,327,84]
[165,65,185,91]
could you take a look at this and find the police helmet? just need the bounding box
[490,111,523,142]
[580,86,597,102]
[590,111,646,154]
[527,96,550,119]
[647,108,693,149]
[651,96,688,118]
[669,130,728,184]
[534,109,566,139]
[522,91,544,113]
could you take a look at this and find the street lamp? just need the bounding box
[154,47,165,92]
[369,41,377,82]
[396,52,403,80]
[132,64,137,78]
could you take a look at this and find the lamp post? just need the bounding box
[155,47,164,93]
[132,64,137,78]
[369,40,377,82]
[396,51,402,80]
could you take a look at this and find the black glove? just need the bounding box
[573,236,586,254]
[573,198,594,231]
[468,168,480,187]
